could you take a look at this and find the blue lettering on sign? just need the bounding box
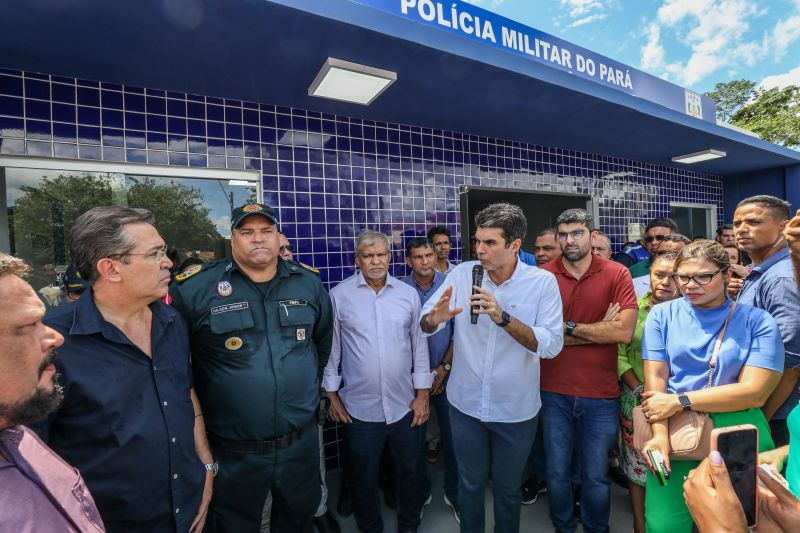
[350,0,716,122]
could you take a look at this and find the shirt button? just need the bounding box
[171,437,176,443]
[173,474,178,479]
[175,508,180,514]
[163,401,168,406]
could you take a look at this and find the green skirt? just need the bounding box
[644,408,774,533]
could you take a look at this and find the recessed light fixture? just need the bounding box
[671,149,727,164]
[228,179,253,186]
[308,58,397,106]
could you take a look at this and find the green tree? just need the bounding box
[705,79,757,123]
[10,173,223,276]
[730,86,800,148]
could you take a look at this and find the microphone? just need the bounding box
[471,264,484,325]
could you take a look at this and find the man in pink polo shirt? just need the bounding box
[0,252,104,532]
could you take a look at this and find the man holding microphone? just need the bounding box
[420,202,564,533]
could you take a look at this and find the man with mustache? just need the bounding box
[0,253,104,532]
[170,203,333,533]
[33,206,213,532]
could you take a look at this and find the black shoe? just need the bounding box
[313,511,341,533]
[337,482,353,518]
[443,495,460,524]
[521,476,547,505]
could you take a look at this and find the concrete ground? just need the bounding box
[325,459,635,532]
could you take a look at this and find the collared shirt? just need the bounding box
[33,288,204,532]
[421,259,564,423]
[323,273,432,424]
[519,249,538,266]
[737,247,800,418]
[0,426,105,533]
[401,271,453,368]
[540,255,639,398]
[169,258,333,440]
[435,260,457,274]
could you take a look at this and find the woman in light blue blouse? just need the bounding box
[638,240,784,533]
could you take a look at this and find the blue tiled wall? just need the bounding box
[0,69,724,289]
[0,68,724,468]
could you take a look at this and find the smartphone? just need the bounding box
[647,449,669,486]
[711,424,758,528]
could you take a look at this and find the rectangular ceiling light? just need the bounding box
[228,179,253,186]
[671,149,727,164]
[308,57,397,106]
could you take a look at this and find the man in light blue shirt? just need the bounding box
[421,203,564,533]
[734,195,800,446]
[401,236,458,523]
[324,230,432,533]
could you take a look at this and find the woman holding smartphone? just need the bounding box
[639,240,784,533]
[617,253,680,533]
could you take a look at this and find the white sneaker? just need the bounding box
[443,495,460,524]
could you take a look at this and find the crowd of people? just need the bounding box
[2,194,800,533]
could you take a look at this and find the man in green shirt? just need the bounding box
[170,203,333,533]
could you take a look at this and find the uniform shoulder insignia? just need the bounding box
[175,263,205,283]
[290,260,319,275]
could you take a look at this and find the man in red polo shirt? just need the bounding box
[540,209,637,533]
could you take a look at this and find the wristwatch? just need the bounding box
[677,393,692,411]
[443,362,452,372]
[204,462,219,477]
[565,321,577,336]
[497,310,511,328]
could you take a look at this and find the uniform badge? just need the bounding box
[224,337,243,351]
[175,263,203,282]
[217,281,233,297]
[242,204,263,213]
[296,328,306,341]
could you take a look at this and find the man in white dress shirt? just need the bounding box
[324,230,432,533]
[420,203,564,533]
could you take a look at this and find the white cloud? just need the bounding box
[638,0,800,87]
[761,64,800,90]
[558,0,614,29]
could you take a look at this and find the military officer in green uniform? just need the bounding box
[169,203,333,533]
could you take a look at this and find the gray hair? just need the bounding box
[475,203,527,244]
[356,230,391,255]
[660,233,691,245]
[556,208,595,232]
[70,206,156,284]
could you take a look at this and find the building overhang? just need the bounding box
[1,0,799,176]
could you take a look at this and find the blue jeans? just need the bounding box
[541,392,620,533]
[344,411,426,533]
[449,405,538,533]
[429,393,458,504]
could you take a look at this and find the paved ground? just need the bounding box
[326,459,635,532]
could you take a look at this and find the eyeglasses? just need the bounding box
[279,245,293,254]
[556,230,586,241]
[360,252,390,261]
[644,235,667,243]
[109,247,168,263]
[671,267,727,286]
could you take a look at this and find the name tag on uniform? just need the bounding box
[210,301,249,315]
[278,299,308,316]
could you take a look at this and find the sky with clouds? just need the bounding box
[461,0,800,93]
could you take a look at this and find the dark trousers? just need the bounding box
[541,392,620,533]
[344,411,426,533]
[449,405,538,533]
[429,393,458,504]
[206,426,320,533]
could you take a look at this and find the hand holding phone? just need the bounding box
[711,424,759,528]
[757,464,800,531]
[647,449,669,486]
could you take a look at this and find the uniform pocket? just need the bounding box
[278,301,316,348]
[209,307,255,334]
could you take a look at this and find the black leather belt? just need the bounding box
[209,417,315,454]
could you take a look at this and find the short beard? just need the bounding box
[0,380,64,427]
[0,350,64,427]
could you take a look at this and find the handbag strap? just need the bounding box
[706,300,737,388]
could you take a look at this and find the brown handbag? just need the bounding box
[632,301,737,461]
